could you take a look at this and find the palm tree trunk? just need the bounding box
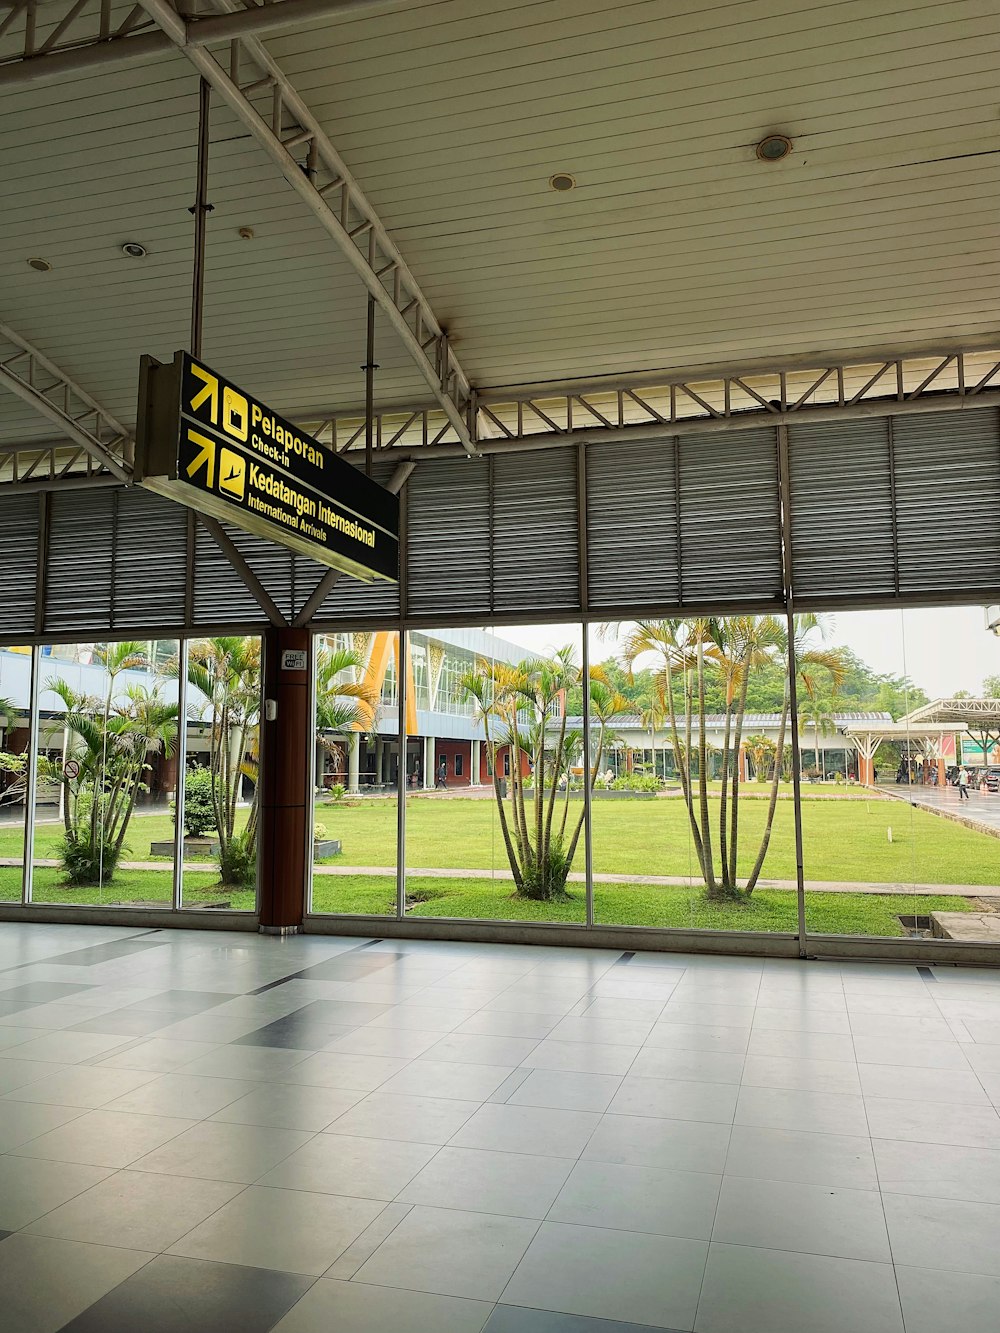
[696,637,716,892]
[718,690,733,890]
[744,686,790,894]
[728,671,752,888]
[672,668,709,883]
[544,710,569,856]
[484,720,523,892]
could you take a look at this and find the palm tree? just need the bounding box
[744,734,776,782]
[179,638,261,887]
[459,649,627,900]
[45,647,178,884]
[798,697,836,779]
[314,642,380,786]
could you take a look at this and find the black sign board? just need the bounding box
[135,351,398,583]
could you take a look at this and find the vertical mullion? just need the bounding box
[172,639,188,911]
[22,644,40,905]
[582,625,594,929]
[396,628,407,920]
[304,634,317,916]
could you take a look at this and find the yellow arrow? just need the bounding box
[185,428,216,488]
[188,362,219,423]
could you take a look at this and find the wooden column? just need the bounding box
[259,627,311,932]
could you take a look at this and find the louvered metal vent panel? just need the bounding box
[788,419,896,601]
[112,488,188,631]
[0,492,40,638]
[192,517,267,627]
[313,459,400,624]
[892,409,1000,595]
[586,438,678,609]
[677,428,782,606]
[492,450,580,613]
[45,489,116,633]
[226,525,296,624]
[407,457,491,619]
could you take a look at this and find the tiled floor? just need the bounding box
[0,926,998,1331]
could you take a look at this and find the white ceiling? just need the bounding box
[2,0,999,449]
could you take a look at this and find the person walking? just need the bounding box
[958,766,971,801]
[436,757,448,789]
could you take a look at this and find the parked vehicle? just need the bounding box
[981,767,1000,792]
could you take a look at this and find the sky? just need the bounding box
[492,606,1000,701]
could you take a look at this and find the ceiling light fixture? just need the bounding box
[549,173,576,192]
[756,134,793,162]
[27,257,52,272]
[121,242,147,258]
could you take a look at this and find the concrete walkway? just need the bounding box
[878,780,1000,837]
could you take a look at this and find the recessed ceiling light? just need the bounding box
[121,242,147,258]
[549,173,576,192]
[27,257,52,272]
[756,134,793,162]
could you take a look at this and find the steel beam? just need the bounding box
[198,513,288,626]
[135,0,477,455]
[0,0,403,87]
[301,344,1000,457]
[0,323,132,480]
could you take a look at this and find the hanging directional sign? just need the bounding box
[135,351,398,582]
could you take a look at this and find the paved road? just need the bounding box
[878,781,1000,836]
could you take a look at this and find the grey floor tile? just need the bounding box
[660,1001,756,1028]
[0,982,94,1004]
[584,1113,730,1174]
[105,1072,258,1119]
[0,1156,113,1231]
[0,1026,33,1052]
[327,1091,481,1144]
[366,1004,473,1032]
[58,1254,313,1333]
[550,1159,721,1240]
[323,1025,442,1058]
[0,1057,67,1095]
[271,1276,492,1332]
[455,1010,559,1040]
[281,1051,409,1091]
[507,1069,622,1113]
[211,1082,364,1132]
[746,1028,855,1062]
[450,1103,601,1159]
[864,1096,1000,1149]
[4,1063,159,1109]
[873,1136,1000,1204]
[502,1220,707,1329]
[735,1085,868,1136]
[610,1076,739,1124]
[882,1192,1000,1276]
[712,1175,890,1261]
[694,1243,903,1333]
[751,1006,852,1035]
[847,1013,953,1042]
[2,1030,129,1064]
[69,1009,177,1037]
[180,1045,312,1081]
[423,1033,543,1066]
[397,1145,573,1218]
[724,1124,877,1189]
[0,1231,151,1333]
[379,1059,516,1101]
[353,1204,538,1300]
[859,1062,988,1104]
[169,1184,385,1275]
[485,1309,685,1333]
[852,1035,970,1070]
[523,1040,639,1076]
[97,1036,220,1073]
[234,1018,356,1050]
[895,1264,1000,1333]
[645,1023,750,1055]
[131,1119,312,1182]
[629,1047,743,1084]
[547,1016,654,1046]
[258,1132,437,1199]
[740,1053,861,1095]
[25,1169,244,1252]
[12,1108,196,1168]
[0,1100,85,1152]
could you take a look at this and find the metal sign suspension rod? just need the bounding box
[189,78,213,360]
[363,294,378,478]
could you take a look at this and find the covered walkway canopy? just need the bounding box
[843,699,1000,784]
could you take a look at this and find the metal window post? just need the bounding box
[171,639,189,911]
[582,627,595,929]
[190,78,213,360]
[22,645,41,905]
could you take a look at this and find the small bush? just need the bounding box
[179,766,216,838]
[610,774,659,793]
[59,836,121,886]
[314,822,328,840]
[218,831,256,889]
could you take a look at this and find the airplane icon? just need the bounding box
[218,448,246,501]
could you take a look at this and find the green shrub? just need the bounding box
[610,774,659,793]
[218,830,255,889]
[178,766,217,838]
[58,835,122,885]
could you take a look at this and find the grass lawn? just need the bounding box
[309,874,971,936]
[3,794,993,936]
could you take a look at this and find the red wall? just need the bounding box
[434,740,472,787]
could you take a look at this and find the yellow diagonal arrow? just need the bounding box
[185,428,216,488]
[189,362,219,423]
